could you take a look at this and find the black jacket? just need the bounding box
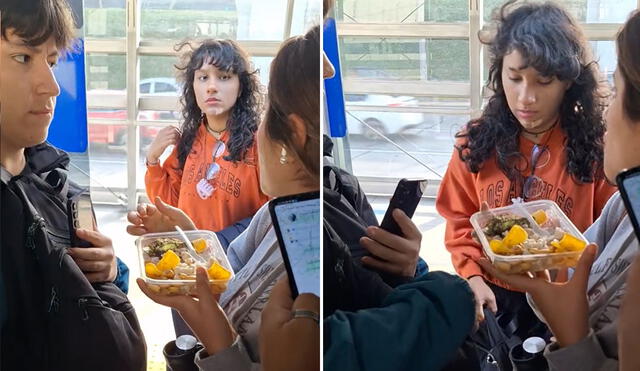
[1,143,145,371]
[323,135,414,316]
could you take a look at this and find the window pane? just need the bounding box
[140,0,289,40]
[347,112,469,180]
[251,56,274,88]
[291,0,323,36]
[87,124,128,191]
[484,0,638,23]
[87,54,126,91]
[84,0,126,38]
[140,55,177,86]
[68,152,91,188]
[341,38,469,82]
[591,40,616,85]
[337,0,469,23]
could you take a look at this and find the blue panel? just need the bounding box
[48,39,88,153]
[323,18,347,138]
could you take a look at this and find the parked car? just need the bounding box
[344,94,425,140]
[139,77,181,95]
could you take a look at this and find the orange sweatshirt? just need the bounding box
[145,123,269,232]
[436,125,616,288]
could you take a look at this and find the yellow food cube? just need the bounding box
[207,262,231,280]
[489,239,502,252]
[145,262,162,278]
[192,238,208,254]
[532,210,548,225]
[157,250,181,271]
[489,239,511,255]
[558,233,587,252]
[503,225,528,247]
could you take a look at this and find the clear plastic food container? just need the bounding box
[470,200,589,274]
[137,230,234,295]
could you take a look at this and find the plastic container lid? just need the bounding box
[523,337,546,354]
[469,200,589,274]
[176,335,198,351]
[137,230,234,285]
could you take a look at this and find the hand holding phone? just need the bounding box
[269,191,320,298]
[67,192,97,248]
[379,178,427,236]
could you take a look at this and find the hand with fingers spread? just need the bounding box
[67,229,118,283]
[259,278,319,371]
[478,243,598,348]
[137,267,235,355]
[619,254,640,371]
[146,126,181,165]
[359,209,422,277]
[126,196,196,236]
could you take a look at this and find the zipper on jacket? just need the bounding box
[48,286,59,313]
[77,297,104,320]
[78,296,132,320]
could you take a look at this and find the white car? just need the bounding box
[139,77,181,96]
[345,94,425,140]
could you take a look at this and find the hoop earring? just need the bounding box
[279,147,288,165]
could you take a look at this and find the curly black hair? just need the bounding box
[174,39,264,169]
[456,1,607,193]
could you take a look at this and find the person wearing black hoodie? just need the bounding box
[1,1,145,370]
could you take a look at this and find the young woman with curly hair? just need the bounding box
[144,40,269,238]
[436,1,617,341]
[130,25,321,370]
[479,11,640,370]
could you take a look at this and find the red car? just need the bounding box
[87,109,177,146]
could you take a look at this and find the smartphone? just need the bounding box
[379,178,427,236]
[269,191,320,298]
[617,167,640,240]
[67,192,97,248]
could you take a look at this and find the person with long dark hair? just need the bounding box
[479,11,640,370]
[436,1,617,340]
[143,39,268,239]
[129,26,321,370]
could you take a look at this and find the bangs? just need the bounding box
[508,30,581,81]
[494,2,584,81]
[1,0,76,51]
[192,41,244,75]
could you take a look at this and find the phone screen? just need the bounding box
[619,169,640,239]
[272,196,320,297]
